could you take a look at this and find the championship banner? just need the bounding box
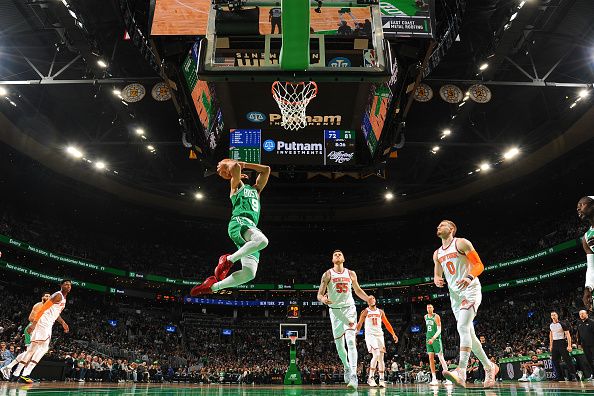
[381,0,435,38]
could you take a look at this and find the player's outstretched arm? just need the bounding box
[350,271,370,303]
[317,271,332,305]
[433,250,445,287]
[381,310,398,342]
[28,302,43,323]
[456,238,485,290]
[356,310,367,332]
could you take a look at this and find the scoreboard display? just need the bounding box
[229,129,356,166]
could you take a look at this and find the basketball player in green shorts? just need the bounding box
[425,304,450,386]
[577,196,594,310]
[1,292,50,381]
[191,159,270,295]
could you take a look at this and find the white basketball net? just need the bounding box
[271,81,318,131]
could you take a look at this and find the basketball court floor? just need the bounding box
[1,383,592,396]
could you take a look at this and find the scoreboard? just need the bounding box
[229,129,356,166]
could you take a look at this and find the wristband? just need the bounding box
[466,274,475,281]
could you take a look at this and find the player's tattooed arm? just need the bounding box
[317,271,332,305]
[433,250,445,287]
[350,270,371,303]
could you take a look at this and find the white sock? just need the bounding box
[586,254,594,289]
[458,350,470,371]
[369,368,376,379]
[334,337,349,369]
[345,330,358,375]
[470,326,491,369]
[14,362,25,376]
[228,228,268,263]
[212,257,257,291]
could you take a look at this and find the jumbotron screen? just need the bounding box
[151,0,433,38]
[229,129,355,166]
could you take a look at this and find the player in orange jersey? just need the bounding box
[356,295,398,387]
[433,220,498,388]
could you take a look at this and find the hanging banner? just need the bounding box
[380,0,435,38]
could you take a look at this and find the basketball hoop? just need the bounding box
[289,334,298,345]
[271,81,318,131]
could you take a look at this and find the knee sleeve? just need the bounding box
[345,330,356,348]
[244,228,269,250]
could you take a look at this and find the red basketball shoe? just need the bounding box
[190,276,218,296]
[214,254,233,280]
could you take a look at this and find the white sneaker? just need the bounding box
[347,374,358,390]
[483,361,499,388]
[344,366,351,384]
[378,379,386,387]
[368,377,377,387]
[1,366,11,380]
[519,375,528,382]
[442,367,466,388]
[444,379,453,385]
[429,378,439,385]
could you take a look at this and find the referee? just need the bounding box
[577,309,594,379]
[549,311,577,381]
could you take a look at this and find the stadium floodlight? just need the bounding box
[113,89,121,96]
[147,145,155,151]
[135,128,145,136]
[95,161,106,170]
[0,87,7,96]
[384,192,394,201]
[194,192,204,200]
[479,63,489,71]
[503,147,520,160]
[442,129,451,136]
[97,59,108,68]
[579,89,590,98]
[66,146,83,159]
[480,162,491,171]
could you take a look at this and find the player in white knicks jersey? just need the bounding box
[18,279,71,383]
[356,295,398,387]
[318,249,371,390]
[433,220,498,388]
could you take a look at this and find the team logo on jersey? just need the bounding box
[247,112,266,123]
[263,139,276,152]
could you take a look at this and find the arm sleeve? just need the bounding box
[381,313,396,337]
[466,250,485,278]
[33,298,55,321]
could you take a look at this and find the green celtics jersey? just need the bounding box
[425,314,439,340]
[231,183,260,225]
[585,227,594,252]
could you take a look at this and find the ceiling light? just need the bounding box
[442,129,451,136]
[480,162,490,171]
[384,192,394,201]
[66,146,83,159]
[503,147,520,159]
[135,128,145,135]
[518,1,525,8]
[97,59,108,68]
[479,63,489,71]
[194,192,204,200]
[510,12,518,21]
[95,161,106,170]
[147,145,155,151]
[579,89,590,98]
[432,146,440,152]
[140,135,147,140]
[113,89,121,96]
[570,102,577,109]
[0,87,7,96]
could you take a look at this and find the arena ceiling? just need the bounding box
[0,0,593,220]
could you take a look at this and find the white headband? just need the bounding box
[589,196,594,200]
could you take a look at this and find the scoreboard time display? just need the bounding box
[229,129,356,166]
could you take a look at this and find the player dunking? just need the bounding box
[1,292,51,380]
[191,160,270,295]
[18,280,71,383]
[356,295,398,387]
[424,303,450,385]
[318,250,371,390]
[577,196,594,310]
[433,220,498,388]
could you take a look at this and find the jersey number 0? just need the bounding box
[446,261,456,275]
